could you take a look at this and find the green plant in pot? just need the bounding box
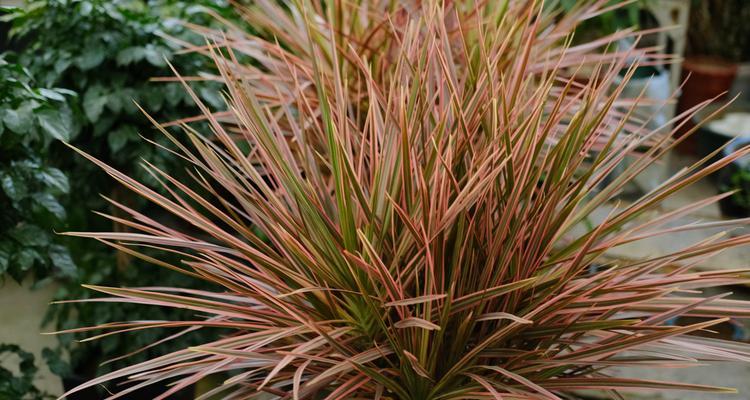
[53,1,750,399]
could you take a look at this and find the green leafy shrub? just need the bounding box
[7,0,227,189]
[60,1,750,399]
[0,55,76,284]
[2,0,238,384]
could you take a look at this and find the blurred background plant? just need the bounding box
[0,0,238,396]
[559,0,646,43]
[677,0,750,141]
[718,139,750,218]
[686,0,750,63]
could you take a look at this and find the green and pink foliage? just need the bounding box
[57,1,750,398]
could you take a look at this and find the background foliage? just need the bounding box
[0,55,76,284]
[1,0,236,387]
[687,0,750,62]
[559,0,645,42]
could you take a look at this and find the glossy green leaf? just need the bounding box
[76,43,106,70]
[2,107,32,134]
[107,125,139,152]
[38,167,69,194]
[144,44,167,67]
[39,88,66,101]
[1,174,22,201]
[9,224,49,247]
[34,192,66,220]
[83,85,108,122]
[116,46,146,66]
[49,245,77,278]
[37,108,71,141]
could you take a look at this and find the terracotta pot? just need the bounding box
[676,56,738,152]
[680,56,738,107]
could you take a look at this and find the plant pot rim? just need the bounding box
[683,56,738,75]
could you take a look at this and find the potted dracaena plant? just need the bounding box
[54,1,750,399]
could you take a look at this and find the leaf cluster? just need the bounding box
[6,0,227,181]
[1,0,238,383]
[0,55,76,284]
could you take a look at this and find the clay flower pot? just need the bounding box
[676,56,738,152]
[680,56,738,109]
